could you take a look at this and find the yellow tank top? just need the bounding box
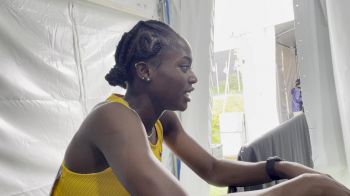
[51,94,163,196]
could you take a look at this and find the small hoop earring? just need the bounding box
[146,78,151,82]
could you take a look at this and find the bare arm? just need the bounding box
[160,111,350,196]
[91,103,187,196]
[161,110,273,186]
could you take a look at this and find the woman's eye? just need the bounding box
[179,65,191,73]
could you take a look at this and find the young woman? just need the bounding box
[51,20,350,196]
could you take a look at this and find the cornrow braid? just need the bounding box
[105,20,180,88]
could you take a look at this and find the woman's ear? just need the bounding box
[134,62,151,82]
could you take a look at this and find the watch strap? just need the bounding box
[266,156,283,181]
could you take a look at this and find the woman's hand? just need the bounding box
[262,173,350,196]
[271,161,350,195]
[227,173,350,196]
[314,174,350,196]
[294,173,350,196]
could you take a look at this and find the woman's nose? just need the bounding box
[188,70,198,84]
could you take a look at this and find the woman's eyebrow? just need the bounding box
[182,56,192,64]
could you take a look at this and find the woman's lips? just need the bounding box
[184,93,191,101]
[184,87,194,102]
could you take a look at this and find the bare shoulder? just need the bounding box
[87,101,143,137]
[86,100,150,160]
[159,110,183,138]
[64,101,145,168]
[159,110,178,125]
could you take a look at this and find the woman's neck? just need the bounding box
[124,90,163,132]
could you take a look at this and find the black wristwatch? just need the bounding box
[265,156,283,181]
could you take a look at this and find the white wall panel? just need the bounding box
[0,0,157,195]
[293,0,346,174]
[326,0,350,174]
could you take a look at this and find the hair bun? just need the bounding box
[105,66,127,88]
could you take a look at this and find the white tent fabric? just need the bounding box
[0,0,216,195]
[0,0,158,195]
[275,44,298,123]
[326,0,350,173]
[240,27,280,142]
[293,0,349,184]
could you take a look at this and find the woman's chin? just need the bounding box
[170,103,188,111]
[166,99,189,111]
[178,102,188,111]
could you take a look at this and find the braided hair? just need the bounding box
[105,20,180,88]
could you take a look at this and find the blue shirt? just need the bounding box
[291,87,303,112]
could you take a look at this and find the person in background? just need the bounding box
[51,20,350,196]
[291,78,304,116]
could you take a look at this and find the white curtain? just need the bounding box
[293,0,349,184]
[326,0,350,173]
[275,44,298,122]
[0,0,158,195]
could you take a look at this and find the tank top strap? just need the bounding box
[106,94,129,107]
